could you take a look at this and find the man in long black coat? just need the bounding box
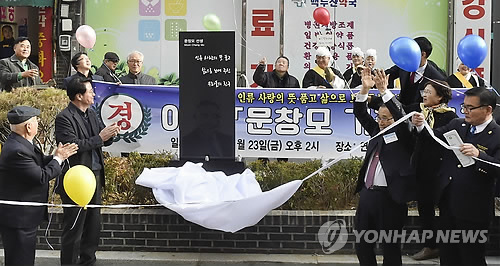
[0,106,77,266]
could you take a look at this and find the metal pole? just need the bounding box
[492,0,500,89]
[240,0,247,76]
[447,0,455,75]
[280,0,284,56]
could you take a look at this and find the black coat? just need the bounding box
[54,102,113,195]
[446,73,485,88]
[95,64,120,83]
[0,133,61,228]
[342,68,361,88]
[302,67,345,88]
[389,99,458,200]
[353,98,416,204]
[0,37,14,59]
[386,63,446,106]
[252,64,300,88]
[62,71,103,90]
[425,118,500,223]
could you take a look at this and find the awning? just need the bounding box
[0,0,53,7]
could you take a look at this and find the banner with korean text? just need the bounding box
[245,0,280,87]
[93,81,466,159]
[284,0,449,86]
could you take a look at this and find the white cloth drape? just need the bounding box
[136,162,303,232]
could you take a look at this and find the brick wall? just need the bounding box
[3,209,497,255]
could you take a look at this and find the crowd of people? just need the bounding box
[253,36,499,265]
[0,30,499,266]
[252,36,485,93]
[352,68,499,265]
[0,33,157,92]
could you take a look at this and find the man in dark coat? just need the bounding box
[386,36,446,105]
[55,77,120,265]
[0,106,77,266]
[0,37,43,92]
[95,51,121,83]
[412,86,500,265]
[252,56,300,88]
[354,68,416,265]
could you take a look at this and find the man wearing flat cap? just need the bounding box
[0,106,78,266]
[95,51,121,83]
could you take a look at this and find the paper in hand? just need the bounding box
[443,129,475,167]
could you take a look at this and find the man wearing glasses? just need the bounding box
[119,51,156,85]
[95,52,121,83]
[353,68,416,265]
[412,86,500,265]
[62,52,103,90]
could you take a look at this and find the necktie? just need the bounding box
[365,149,380,188]
[470,126,476,135]
[410,72,416,83]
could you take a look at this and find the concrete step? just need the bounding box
[2,250,500,266]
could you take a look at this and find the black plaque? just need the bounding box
[179,31,235,160]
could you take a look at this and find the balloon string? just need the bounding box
[0,200,164,208]
[44,158,69,250]
[70,208,83,231]
[421,75,465,95]
[471,69,500,97]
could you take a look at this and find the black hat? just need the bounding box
[7,106,40,125]
[104,52,120,62]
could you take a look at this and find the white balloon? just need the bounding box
[75,25,96,49]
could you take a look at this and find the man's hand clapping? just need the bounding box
[54,143,78,161]
[99,123,120,142]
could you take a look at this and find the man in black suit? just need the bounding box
[55,77,120,265]
[0,106,77,266]
[386,36,446,106]
[412,87,500,265]
[354,68,416,265]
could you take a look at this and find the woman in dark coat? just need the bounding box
[407,80,457,260]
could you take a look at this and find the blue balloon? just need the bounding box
[389,37,421,72]
[457,34,487,69]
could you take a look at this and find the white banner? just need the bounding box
[453,0,492,81]
[283,0,449,87]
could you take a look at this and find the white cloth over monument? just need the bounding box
[136,162,303,232]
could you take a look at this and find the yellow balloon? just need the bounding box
[63,165,96,207]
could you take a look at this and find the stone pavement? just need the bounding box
[1,250,500,266]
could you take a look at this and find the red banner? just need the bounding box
[38,7,52,82]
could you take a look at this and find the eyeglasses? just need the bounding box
[462,104,486,112]
[128,60,143,64]
[375,116,394,122]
